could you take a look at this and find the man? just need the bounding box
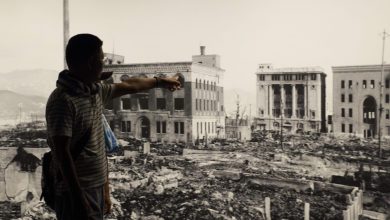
[46,33,180,220]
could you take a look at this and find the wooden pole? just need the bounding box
[304,203,310,220]
[265,197,271,220]
[63,0,69,69]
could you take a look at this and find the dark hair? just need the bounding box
[65,34,103,70]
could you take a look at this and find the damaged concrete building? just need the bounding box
[332,64,390,138]
[102,47,225,144]
[254,64,327,133]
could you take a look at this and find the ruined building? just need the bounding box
[102,47,225,144]
[332,64,390,138]
[254,64,327,133]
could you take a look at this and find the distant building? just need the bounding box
[102,47,225,144]
[254,64,327,133]
[225,117,251,141]
[332,64,390,138]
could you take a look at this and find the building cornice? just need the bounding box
[332,64,390,73]
[255,66,325,75]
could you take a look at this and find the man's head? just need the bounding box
[66,34,104,82]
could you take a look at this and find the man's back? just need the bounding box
[46,79,112,191]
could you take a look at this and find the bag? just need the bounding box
[40,151,56,210]
[102,114,119,153]
[40,129,91,210]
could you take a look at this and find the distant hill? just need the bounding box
[0,69,58,97]
[0,90,46,121]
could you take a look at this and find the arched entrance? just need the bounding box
[136,116,150,139]
[362,96,377,138]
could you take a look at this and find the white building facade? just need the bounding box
[255,64,327,133]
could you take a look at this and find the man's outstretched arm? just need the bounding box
[110,77,181,98]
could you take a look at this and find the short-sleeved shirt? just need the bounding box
[46,83,113,192]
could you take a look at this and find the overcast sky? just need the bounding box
[1,0,390,112]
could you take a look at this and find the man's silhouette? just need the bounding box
[46,33,180,219]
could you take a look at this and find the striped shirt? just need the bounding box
[46,82,113,191]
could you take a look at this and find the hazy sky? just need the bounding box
[1,0,390,111]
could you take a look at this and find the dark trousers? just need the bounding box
[55,186,104,220]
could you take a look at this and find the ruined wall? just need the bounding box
[0,148,49,202]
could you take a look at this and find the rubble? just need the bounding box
[1,126,389,219]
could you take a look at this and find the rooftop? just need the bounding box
[332,64,390,73]
[256,66,325,75]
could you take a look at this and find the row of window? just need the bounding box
[195,99,218,111]
[122,98,185,111]
[341,93,390,104]
[341,108,390,119]
[258,74,317,81]
[341,108,353,117]
[340,79,390,89]
[121,120,185,134]
[340,94,353,103]
[196,121,216,135]
[195,79,217,90]
[341,123,354,133]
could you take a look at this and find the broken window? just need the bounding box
[348,80,352,89]
[349,94,353,103]
[122,98,131,110]
[174,122,184,134]
[370,80,375,88]
[271,75,280,81]
[386,79,390,89]
[362,80,367,89]
[156,121,166,133]
[156,121,161,133]
[341,123,345,133]
[174,122,179,134]
[156,98,166,110]
[349,108,353,117]
[121,121,131,132]
[311,110,315,119]
[174,98,184,110]
[349,124,353,133]
[180,122,184,134]
[341,80,345,89]
[259,75,265,81]
[341,94,345,103]
[162,121,166,133]
[341,108,345,117]
[139,98,149,110]
[386,110,390,119]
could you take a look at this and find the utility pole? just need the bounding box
[378,30,389,158]
[63,0,69,69]
[280,84,284,150]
